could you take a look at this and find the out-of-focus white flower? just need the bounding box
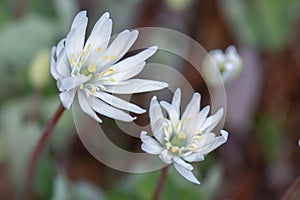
[298,139,300,147]
[203,45,242,86]
[50,11,168,123]
[140,88,228,184]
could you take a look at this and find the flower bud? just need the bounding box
[203,45,243,86]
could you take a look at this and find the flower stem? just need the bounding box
[152,166,169,200]
[25,103,65,199]
[281,175,300,200]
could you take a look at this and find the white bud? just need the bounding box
[203,45,243,87]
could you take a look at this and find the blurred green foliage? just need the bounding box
[221,0,300,51]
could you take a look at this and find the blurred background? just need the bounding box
[0,0,300,199]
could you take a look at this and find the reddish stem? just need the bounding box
[152,166,169,200]
[281,175,300,200]
[25,104,65,199]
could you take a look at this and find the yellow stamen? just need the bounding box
[178,132,186,140]
[72,53,77,59]
[69,58,75,66]
[103,55,108,60]
[79,85,83,90]
[110,56,117,60]
[86,44,91,52]
[96,47,102,52]
[171,147,178,153]
[99,85,107,91]
[176,120,182,131]
[88,63,96,73]
[90,86,97,95]
[107,68,114,74]
[108,77,115,82]
[196,131,203,135]
[165,142,171,150]
[188,146,195,152]
[178,147,184,154]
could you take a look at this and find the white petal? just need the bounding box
[65,11,88,59]
[174,162,200,184]
[56,39,65,58]
[173,157,193,170]
[104,79,168,94]
[108,62,146,82]
[159,149,173,164]
[59,90,76,109]
[197,130,228,155]
[84,15,112,60]
[200,108,223,132]
[140,131,164,154]
[78,91,102,123]
[160,101,179,123]
[88,96,136,122]
[57,75,90,91]
[97,30,138,67]
[196,106,210,130]
[50,47,61,80]
[182,92,201,119]
[183,153,204,162]
[93,91,145,114]
[171,88,181,116]
[56,48,71,77]
[108,46,158,73]
[149,96,164,126]
[151,118,167,145]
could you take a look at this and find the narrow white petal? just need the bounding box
[57,76,90,91]
[182,93,201,119]
[151,118,167,145]
[56,39,65,58]
[108,46,158,73]
[174,162,200,184]
[65,11,88,59]
[56,48,71,77]
[140,131,164,154]
[104,79,168,94]
[159,149,173,164]
[196,106,210,129]
[171,88,181,116]
[85,16,112,54]
[97,30,138,67]
[160,101,179,123]
[108,62,146,82]
[183,153,204,162]
[197,130,228,155]
[50,47,61,80]
[149,96,164,126]
[88,97,136,122]
[200,108,223,132]
[174,157,193,170]
[59,90,76,109]
[78,91,102,123]
[93,91,145,114]
[149,97,165,144]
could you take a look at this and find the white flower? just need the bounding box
[50,11,168,122]
[140,88,228,184]
[203,45,242,85]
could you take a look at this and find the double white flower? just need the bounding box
[141,89,228,184]
[203,45,242,85]
[50,11,168,122]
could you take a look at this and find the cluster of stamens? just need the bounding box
[163,119,204,155]
[67,43,118,97]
